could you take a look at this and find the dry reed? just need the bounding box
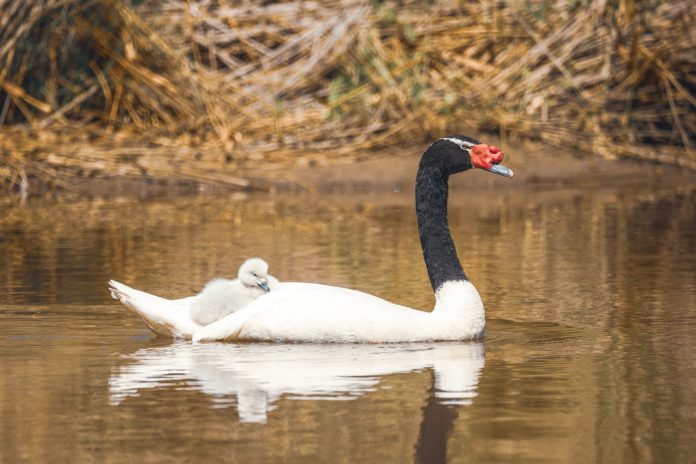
[1,0,695,193]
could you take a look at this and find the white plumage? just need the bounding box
[109,258,278,339]
[191,280,485,343]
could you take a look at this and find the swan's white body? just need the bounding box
[109,258,278,338]
[192,281,485,343]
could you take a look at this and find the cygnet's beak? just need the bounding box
[257,279,270,292]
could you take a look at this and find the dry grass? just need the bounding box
[1,0,695,192]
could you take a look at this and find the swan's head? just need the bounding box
[239,258,271,292]
[427,136,513,178]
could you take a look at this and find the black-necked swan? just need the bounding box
[109,258,278,338]
[190,136,513,343]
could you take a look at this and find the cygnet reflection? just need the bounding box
[109,342,485,423]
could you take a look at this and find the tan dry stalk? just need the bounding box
[1,0,695,193]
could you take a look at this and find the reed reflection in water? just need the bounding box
[1,184,695,463]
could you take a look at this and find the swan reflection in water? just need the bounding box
[110,342,485,423]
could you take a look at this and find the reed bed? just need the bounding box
[1,0,695,192]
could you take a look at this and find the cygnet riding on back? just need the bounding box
[189,258,279,326]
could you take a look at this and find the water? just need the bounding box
[1,185,695,463]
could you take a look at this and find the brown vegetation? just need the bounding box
[1,0,695,192]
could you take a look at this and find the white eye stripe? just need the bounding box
[439,137,475,149]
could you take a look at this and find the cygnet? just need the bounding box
[189,258,279,326]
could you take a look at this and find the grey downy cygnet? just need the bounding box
[189,258,279,326]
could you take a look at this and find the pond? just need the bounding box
[1,183,695,463]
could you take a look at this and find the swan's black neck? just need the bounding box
[416,139,474,291]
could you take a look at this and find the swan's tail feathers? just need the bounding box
[107,280,200,339]
[109,280,138,304]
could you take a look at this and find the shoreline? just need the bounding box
[4,138,694,200]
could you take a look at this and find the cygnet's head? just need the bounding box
[239,257,271,292]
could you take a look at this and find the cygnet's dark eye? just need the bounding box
[251,272,258,277]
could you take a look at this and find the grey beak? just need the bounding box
[485,164,514,178]
[257,280,270,292]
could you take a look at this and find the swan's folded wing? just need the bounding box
[109,280,201,338]
[192,282,425,343]
[192,306,250,342]
[192,282,326,342]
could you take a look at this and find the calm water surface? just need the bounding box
[1,184,695,463]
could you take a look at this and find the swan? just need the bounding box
[109,257,278,338]
[191,136,513,343]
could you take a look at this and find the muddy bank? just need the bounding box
[264,141,694,194]
[10,137,688,199]
[51,140,696,197]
